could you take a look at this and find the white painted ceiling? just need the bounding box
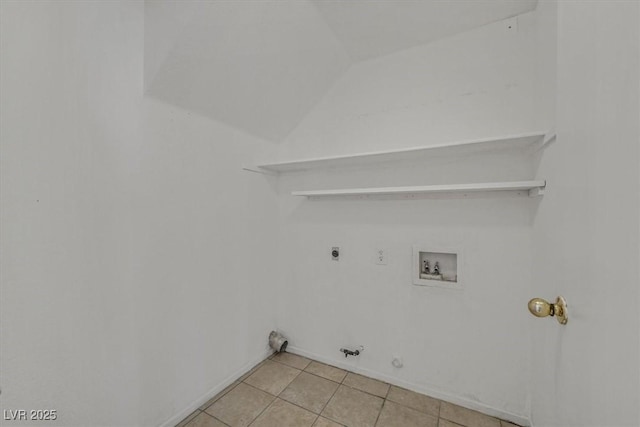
[144,0,538,142]
[144,0,350,142]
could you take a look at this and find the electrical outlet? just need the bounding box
[375,248,387,265]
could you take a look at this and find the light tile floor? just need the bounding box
[176,352,521,427]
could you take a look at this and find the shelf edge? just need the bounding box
[292,180,547,198]
[257,131,548,173]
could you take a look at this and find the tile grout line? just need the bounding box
[243,384,322,426]
[316,375,344,422]
[372,399,386,427]
[297,367,343,386]
[242,369,319,425]
[279,388,332,415]
[239,363,437,427]
[235,362,282,426]
[200,354,508,427]
[246,396,277,427]
[318,374,381,427]
[307,361,349,425]
[180,409,233,427]
[301,361,348,386]
[341,371,392,400]
[304,368,347,385]
[372,383,392,427]
[201,382,241,413]
[270,358,312,371]
[270,372,351,426]
[335,381,389,401]
[200,411,232,427]
[272,367,313,414]
[270,355,348,426]
[275,364,303,398]
[176,409,201,427]
[243,360,301,427]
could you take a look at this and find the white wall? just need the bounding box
[4,2,637,427]
[0,2,279,426]
[277,12,537,161]
[276,13,540,424]
[530,1,640,426]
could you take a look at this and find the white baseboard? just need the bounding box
[287,345,531,427]
[159,348,273,427]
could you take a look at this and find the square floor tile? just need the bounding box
[238,360,267,382]
[342,372,389,398]
[376,400,437,427]
[205,382,274,427]
[250,398,317,427]
[386,385,440,416]
[185,412,227,427]
[438,420,464,427]
[200,382,240,410]
[176,410,200,427]
[439,402,500,427]
[321,385,383,427]
[305,361,347,383]
[272,352,312,370]
[280,371,340,414]
[244,360,301,395]
[313,417,344,427]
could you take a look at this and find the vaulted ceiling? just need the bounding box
[144,0,538,142]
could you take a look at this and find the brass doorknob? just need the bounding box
[528,296,568,325]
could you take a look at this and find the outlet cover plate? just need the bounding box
[375,248,387,265]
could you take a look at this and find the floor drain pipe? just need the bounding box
[269,331,288,353]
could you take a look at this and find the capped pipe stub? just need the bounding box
[269,331,288,352]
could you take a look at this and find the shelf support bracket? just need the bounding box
[539,131,556,151]
[528,130,556,154]
[242,166,278,176]
[529,186,546,197]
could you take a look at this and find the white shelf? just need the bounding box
[247,131,550,174]
[292,180,546,198]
